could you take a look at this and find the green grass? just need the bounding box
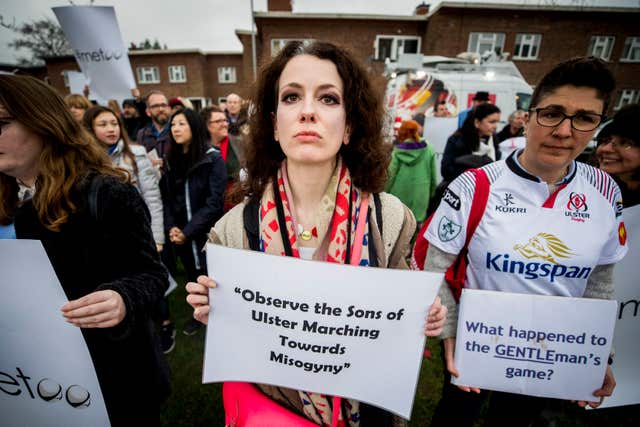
[159,269,639,426]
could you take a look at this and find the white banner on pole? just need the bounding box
[53,6,135,103]
[598,204,640,408]
[0,240,110,426]
[202,244,442,419]
[453,289,616,402]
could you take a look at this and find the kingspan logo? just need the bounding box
[485,233,592,282]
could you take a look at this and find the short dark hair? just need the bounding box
[200,105,223,124]
[244,40,389,200]
[530,57,615,114]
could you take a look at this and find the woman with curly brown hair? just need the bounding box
[185,41,446,426]
[0,75,170,426]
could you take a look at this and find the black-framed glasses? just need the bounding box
[529,107,604,132]
[0,117,14,135]
[148,103,169,110]
[209,119,228,125]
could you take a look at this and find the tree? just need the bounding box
[0,16,72,65]
[152,38,161,50]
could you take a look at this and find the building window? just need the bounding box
[168,65,187,83]
[217,67,237,84]
[621,37,640,62]
[271,39,314,56]
[61,70,71,87]
[513,34,541,60]
[588,36,615,61]
[615,89,640,110]
[468,32,505,55]
[136,66,160,84]
[375,36,421,61]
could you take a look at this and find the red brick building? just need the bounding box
[44,49,246,108]
[42,1,640,111]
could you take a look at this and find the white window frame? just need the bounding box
[375,35,421,61]
[270,38,314,56]
[217,66,237,84]
[513,34,541,60]
[615,89,640,111]
[468,32,505,56]
[61,70,71,87]
[136,66,160,84]
[168,65,187,83]
[588,36,615,61]
[621,37,640,63]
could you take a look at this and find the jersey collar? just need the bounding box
[506,149,577,185]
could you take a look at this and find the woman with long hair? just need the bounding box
[185,41,446,426]
[440,103,501,181]
[83,105,164,249]
[160,108,226,335]
[0,75,169,425]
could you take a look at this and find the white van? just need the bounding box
[386,54,533,164]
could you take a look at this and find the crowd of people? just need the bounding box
[1,38,637,426]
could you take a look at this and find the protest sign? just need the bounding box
[0,240,109,426]
[53,6,135,103]
[598,204,640,408]
[202,244,442,418]
[453,289,616,402]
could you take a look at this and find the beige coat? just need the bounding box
[206,192,416,424]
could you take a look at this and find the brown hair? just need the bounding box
[64,93,92,110]
[244,40,390,200]
[530,56,615,114]
[200,104,224,124]
[397,120,420,142]
[0,75,127,230]
[83,105,139,177]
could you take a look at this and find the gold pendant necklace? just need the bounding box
[297,224,316,241]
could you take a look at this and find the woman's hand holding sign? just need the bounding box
[186,275,217,324]
[425,296,447,337]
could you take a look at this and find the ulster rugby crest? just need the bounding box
[438,216,462,242]
[513,233,573,264]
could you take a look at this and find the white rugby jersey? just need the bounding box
[424,151,628,297]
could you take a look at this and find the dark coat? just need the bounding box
[137,123,171,159]
[123,100,150,142]
[441,132,501,182]
[225,108,248,136]
[495,123,524,143]
[14,173,170,426]
[160,151,226,262]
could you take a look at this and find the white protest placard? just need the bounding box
[203,244,442,419]
[53,6,135,103]
[453,289,616,402]
[599,204,640,408]
[67,71,108,106]
[0,240,110,426]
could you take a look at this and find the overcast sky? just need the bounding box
[1,0,638,64]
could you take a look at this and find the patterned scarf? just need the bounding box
[259,157,369,426]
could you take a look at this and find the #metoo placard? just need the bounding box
[0,240,109,426]
[202,244,442,419]
[453,289,616,402]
